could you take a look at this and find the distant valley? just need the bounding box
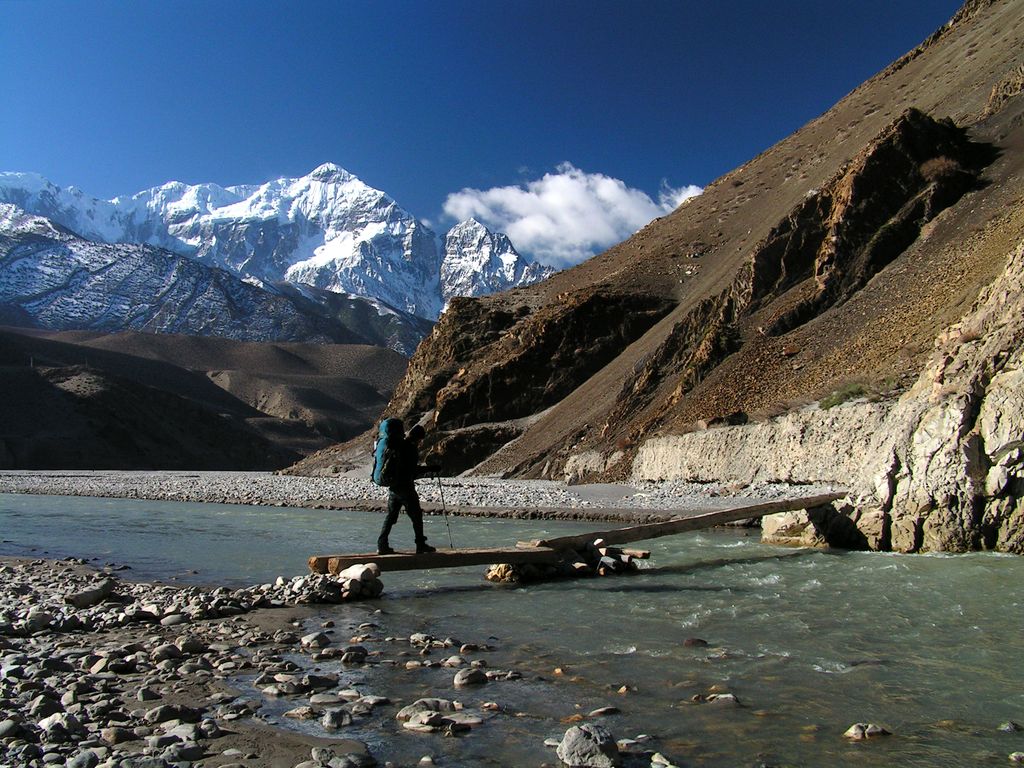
[0,326,407,470]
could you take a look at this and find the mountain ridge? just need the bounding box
[0,164,550,323]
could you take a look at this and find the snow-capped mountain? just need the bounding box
[0,165,551,321]
[0,202,430,350]
[441,219,554,303]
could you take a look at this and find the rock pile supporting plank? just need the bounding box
[308,546,562,575]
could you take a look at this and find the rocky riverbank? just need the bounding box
[0,470,841,524]
[0,557,695,768]
[0,557,379,768]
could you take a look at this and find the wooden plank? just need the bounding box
[308,546,562,575]
[519,493,845,551]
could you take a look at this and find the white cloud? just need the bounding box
[443,162,702,269]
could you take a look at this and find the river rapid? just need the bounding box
[2,492,1022,767]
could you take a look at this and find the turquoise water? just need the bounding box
[2,493,1024,766]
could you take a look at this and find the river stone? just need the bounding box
[310,746,376,768]
[148,734,180,749]
[25,608,54,633]
[163,742,206,761]
[29,695,63,718]
[843,722,891,739]
[336,564,380,582]
[144,704,201,724]
[0,718,25,738]
[341,645,369,664]
[38,711,84,737]
[301,632,331,648]
[284,706,319,720]
[303,673,338,690]
[166,723,203,742]
[100,726,135,744]
[706,693,740,706]
[66,579,116,609]
[396,698,459,721]
[310,693,344,706]
[556,724,621,768]
[151,644,182,662]
[67,750,100,768]
[160,614,188,627]
[403,712,449,732]
[322,709,353,730]
[453,668,488,688]
[444,711,484,727]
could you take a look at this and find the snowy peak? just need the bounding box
[0,167,558,324]
[308,162,354,183]
[441,218,553,303]
[0,202,70,239]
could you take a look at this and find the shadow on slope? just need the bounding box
[0,328,409,469]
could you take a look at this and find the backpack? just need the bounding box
[371,417,404,486]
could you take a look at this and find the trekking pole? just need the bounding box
[435,471,455,548]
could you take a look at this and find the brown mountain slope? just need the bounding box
[0,328,408,468]
[289,0,1024,486]
[15,329,407,441]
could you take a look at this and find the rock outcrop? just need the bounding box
[390,289,674,430]
[858,238,1024,553]
[634,238,1024,554]
[631,400,890,486]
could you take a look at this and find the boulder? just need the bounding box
[396,698,459,722]
[66,579,116,609]
[556,724,621,768]
[453,668,488,688]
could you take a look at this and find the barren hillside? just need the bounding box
[291,0,1023,483]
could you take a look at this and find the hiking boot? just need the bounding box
[377,544,395,555]
[415,542,436,554]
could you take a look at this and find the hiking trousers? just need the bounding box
[378,484,427,548]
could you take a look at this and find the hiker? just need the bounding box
[377,423,438,555]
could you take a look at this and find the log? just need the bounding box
[518,493,845,551]
[308,546,562,575]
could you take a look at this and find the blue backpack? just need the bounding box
[371,418,404,486]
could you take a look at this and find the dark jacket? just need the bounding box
[386,439,430,489]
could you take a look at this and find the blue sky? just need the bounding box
[2,0,963,265]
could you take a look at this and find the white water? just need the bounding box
[3,493,1023,766]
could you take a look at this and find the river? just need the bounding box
[2,492,1022,766]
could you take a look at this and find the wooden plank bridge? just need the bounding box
[308,492,844,575]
